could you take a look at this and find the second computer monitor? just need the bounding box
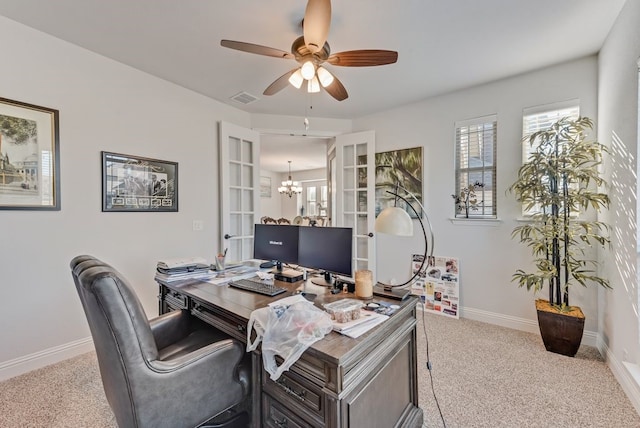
[253,224,299,267]
[298,226,353,286]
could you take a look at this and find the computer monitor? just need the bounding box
[253,224,299,270]
[298,226,353,287]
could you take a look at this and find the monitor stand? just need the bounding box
[372,283,411,301]
[311,272,334,288]
[297,270,317,301]
[299,291,317,301]
[259,260,276,269]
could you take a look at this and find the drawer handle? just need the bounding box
[276,378,306,402]
[237,324,246,333]
[274,418,289,427]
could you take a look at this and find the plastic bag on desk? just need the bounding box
[246,295,305,352]
[251,300,333,381]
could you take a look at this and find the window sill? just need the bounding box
[449,218,502,226]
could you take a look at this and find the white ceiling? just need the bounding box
[0,0,626,172]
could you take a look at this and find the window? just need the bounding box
[454,115,497,218]
[521,100,580,216]
[303,181,327,217]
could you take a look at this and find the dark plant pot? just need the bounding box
[535,299,585,357]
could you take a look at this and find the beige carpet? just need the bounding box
[0,311,638,427]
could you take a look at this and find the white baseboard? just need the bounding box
[457,305,598,347]
[598,338,640,416]
[0,337,94,382]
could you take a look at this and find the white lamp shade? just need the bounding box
[288,69,304,89]
[317,66,334,87]
[307,76,320,93]
[301,61,316,80]
[375,206,413,236]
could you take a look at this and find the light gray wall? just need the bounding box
[354,56,599,332]
[0,16,250,371]
[597,0,640,405]
[259,169,282,219]
[2,9,638,412]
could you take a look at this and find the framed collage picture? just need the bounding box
[102,151,178,212]
[411,254,460,318]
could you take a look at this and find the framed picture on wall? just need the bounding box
[0,97,60,210]
[260,176,271,197]
[375,146,423,218]
[102,151,178,212]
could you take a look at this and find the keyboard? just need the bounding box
[229,277,287,297]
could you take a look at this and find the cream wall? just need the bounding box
[597,0,640,412]
[354,56,599,333]
[0,16,251,375]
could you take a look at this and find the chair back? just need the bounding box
[71,256,158,426]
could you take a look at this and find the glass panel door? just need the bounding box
[335,131,375,278]
[219,121,260,263]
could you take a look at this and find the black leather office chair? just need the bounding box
[70,255,250,428]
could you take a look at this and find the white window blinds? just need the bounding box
[520,100,580,216]
[454,115,497,218]
[522,100,580,164]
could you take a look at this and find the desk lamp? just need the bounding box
[373,183,434,300]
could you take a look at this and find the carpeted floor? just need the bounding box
[1,311,638,427]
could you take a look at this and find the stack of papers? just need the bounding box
[155,257,215,282]
[331,310,388,338]
[157,257,209,271]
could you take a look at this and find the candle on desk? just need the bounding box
[355,270,373,300]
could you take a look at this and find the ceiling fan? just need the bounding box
[220,0,398,101]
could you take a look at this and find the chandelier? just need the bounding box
[278,161,302,198]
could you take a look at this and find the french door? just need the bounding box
[218,122,260,263]
[335,130,376,278]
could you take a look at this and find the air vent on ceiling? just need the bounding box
[230,91,259,105]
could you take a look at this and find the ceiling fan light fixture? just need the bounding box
[288,69,304,89]
[317,66,334,87]
[307,76,320,93]
[301,61,316,80]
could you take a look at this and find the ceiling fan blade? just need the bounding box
[220,40,294,59]
[263,69,299,96]
[303,0,331,54]
[326,50,398,67]
[323,74,348,101]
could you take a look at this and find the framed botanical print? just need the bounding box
[0,97,60,210]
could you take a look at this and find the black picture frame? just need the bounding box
[102,151,178,212]
[0,97,60,210]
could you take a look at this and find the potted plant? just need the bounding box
[451,181,485,218]
[508,116,610,357]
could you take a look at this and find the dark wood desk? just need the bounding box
[157,277,423,427]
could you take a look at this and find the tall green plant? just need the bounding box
[508,117,611,310]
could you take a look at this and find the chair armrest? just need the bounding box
[149,339,249,413]
[149,310,191,350]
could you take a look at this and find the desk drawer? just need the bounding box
[191,302,247,343]
[263,393,316,428]
[263,370,324,424]
[164,291,188,310]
